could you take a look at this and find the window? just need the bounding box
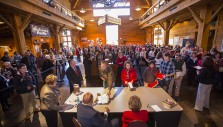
[62,30,72,50]
[93,2,130,45]
[93,2,130,17]
[106,25,118,45]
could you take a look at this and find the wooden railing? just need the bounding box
[139,0,176,26]
[40,0,84,27]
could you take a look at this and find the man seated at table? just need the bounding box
[99,60,116,95]
[122,95,149,127]
[77,92,119,127]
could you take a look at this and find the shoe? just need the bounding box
[33,108,40,112]
[194,108,202,112]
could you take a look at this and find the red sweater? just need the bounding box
[121,68,137,86]
[116,56,128,67]
[122,110,149,127]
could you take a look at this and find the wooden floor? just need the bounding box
[0,75,223,127]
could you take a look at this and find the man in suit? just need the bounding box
[66,60,83,93]
[77,92,119,127]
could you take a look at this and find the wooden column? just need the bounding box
[146,26,154,44]
[48,24,65,52]
[160,20,170,46]
[158,19,178,46]
[188,4,223,50]
[11,14,28,55]
[196,6,212,49]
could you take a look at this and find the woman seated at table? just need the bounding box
[40,74,69,127]
[122,95,149,127]
[121,61,138,87]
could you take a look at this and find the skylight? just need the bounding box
[93,2,130,17]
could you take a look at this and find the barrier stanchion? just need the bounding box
[56,60,64,82]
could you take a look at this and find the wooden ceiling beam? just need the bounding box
[145,0,152,6]
[58,24,66,33]
[0,14,15,31]
[71,0,80,10]
[157,21,165,30]
[206,4,223,27]
[187,7,202,24]
[20,13,32,31]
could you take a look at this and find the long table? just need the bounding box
[60,87,183,127]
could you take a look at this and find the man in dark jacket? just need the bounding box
[77,92,118,127]
[66,60,83,93]
[0,51,10,62]
[20,51,37,74]
[13,64,39,119]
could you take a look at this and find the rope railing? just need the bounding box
[0,61,66,94]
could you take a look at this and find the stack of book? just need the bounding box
[162,99,178,109]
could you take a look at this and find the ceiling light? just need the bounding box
[135,7,141,11]
[78,22,84,27]
[129,17,133,20]
[80,8,86,13]
[90,19,94,22]
[76,26,82,30]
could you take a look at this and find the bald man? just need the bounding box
[77,92,119,127]
[66,60,83,93]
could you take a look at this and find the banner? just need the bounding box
[30,24,51,37]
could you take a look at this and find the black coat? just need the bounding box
[65,66,83,87]
[197,67,215,84]
[13,72,36,94]
[77,103,108,127]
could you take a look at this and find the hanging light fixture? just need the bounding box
[80,8,86,13]
[90,0,128,8]
[90,18,94,22]
[135,7,141,11]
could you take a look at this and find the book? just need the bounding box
[147,80,158,88]
[154,71,164,80]
[162,99,178,109]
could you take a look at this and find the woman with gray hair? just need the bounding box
[40,74,69,127]
[122,95,149,127]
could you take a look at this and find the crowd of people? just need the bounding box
[0,43,223,126]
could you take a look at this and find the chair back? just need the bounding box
[72,117,82,127]
[128,120,148,127]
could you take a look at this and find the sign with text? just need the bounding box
[30,24,51,37]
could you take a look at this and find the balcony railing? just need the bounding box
[40,0,84,27]
[139,0,173,25]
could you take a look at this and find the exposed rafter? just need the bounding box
[0,14,15,31]
[206,4,223,28]
[145,0,152,6]
[71,0,80,10]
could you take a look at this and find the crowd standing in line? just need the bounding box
[0,43,222,126]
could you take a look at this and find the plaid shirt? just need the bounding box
[160,60,175,81]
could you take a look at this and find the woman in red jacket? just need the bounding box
[122,95,149,127]
[121,61,137,87]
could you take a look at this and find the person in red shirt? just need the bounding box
[121,61,137,87]
[122,95,149,127]
[116,52,128,82]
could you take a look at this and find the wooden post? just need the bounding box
[196,6,212,49]
[164,20,170,46]
[11,14,27,55]
[146,26,154,44]
[54,25,62,52]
